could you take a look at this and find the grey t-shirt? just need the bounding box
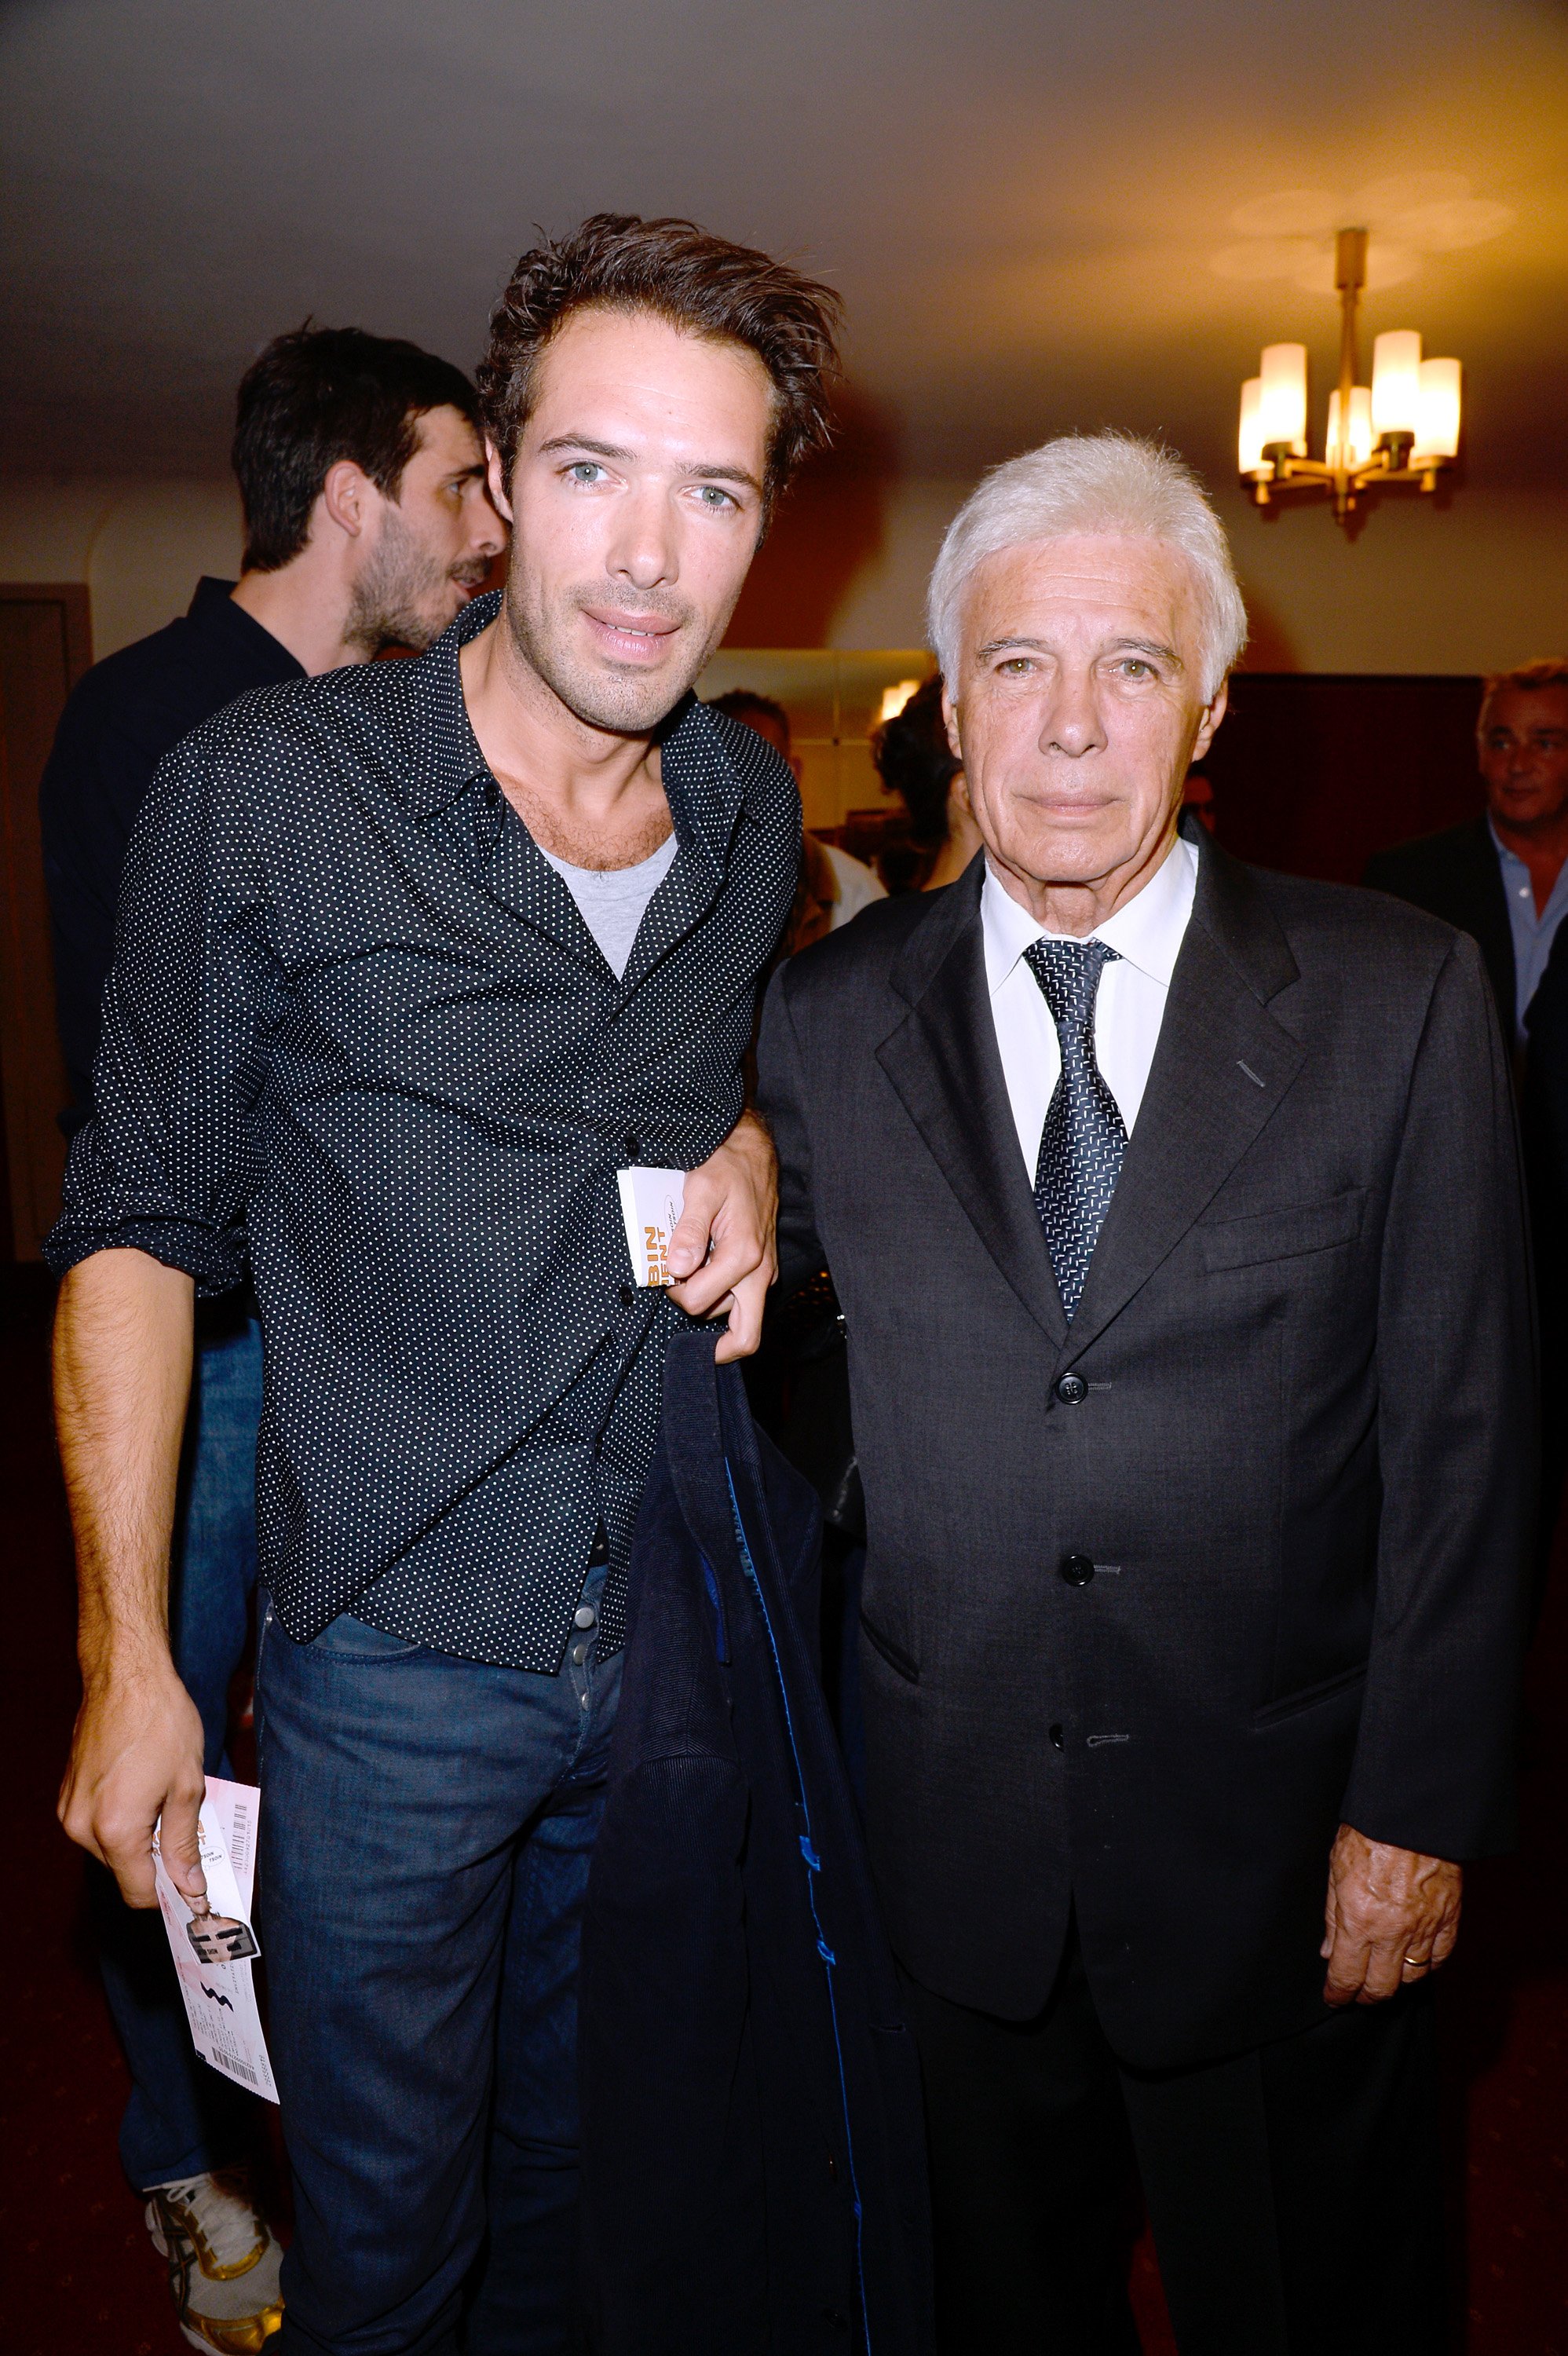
[539,831,679,979]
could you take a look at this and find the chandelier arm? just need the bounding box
[1333,229,1366,471]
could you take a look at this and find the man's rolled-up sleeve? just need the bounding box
[1340,931,1535,1858]
[755,964,825,1298]
[43,729,268,1297]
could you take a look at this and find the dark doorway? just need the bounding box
[0,584,88,1260]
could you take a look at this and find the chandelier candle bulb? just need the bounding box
[1259,342,1308,452]
[1237,377,1266,474]
[1371,331,1423,438]
[1326,386,1374,470]
[1413,358,1462,461]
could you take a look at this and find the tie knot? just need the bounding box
[1023,936,1120,1026]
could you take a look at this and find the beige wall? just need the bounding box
[2,471,1561,675]
[0,478,242,658]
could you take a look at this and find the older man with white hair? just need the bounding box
[756,433,1531,2352]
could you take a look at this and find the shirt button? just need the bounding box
[1050,1723,1065,1750]
[571,1641,589,1665]
[620,1281,637,1305]
[1054,1373,1087,1405]
[574,1605,597,1630]
[624,1132,641,1158]
[1059,1553,1096,1588]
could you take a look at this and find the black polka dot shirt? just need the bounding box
[46,593,800,1673]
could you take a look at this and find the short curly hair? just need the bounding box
[477,214,842,524]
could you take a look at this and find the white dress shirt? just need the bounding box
[982,836,1198,1180]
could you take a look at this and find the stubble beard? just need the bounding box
[345,507,477,657]
[501,571,727,737]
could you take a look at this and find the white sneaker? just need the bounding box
[144,2167,284,2353]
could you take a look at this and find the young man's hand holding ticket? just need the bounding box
[621,1109,777,1362]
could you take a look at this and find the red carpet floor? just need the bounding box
[3,1260,1565,2353]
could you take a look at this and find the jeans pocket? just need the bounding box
[304,1613,428,1664]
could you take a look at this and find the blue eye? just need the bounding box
[568,463,604,485]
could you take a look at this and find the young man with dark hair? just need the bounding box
[38,323,502,2356]
[49,216,841,2355]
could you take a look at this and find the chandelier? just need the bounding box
[1237,229,1461,524]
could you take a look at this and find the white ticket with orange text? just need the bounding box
[616,1165,688,1287]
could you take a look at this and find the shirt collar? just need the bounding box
[981,833,1198,998]
[186,576,305,682]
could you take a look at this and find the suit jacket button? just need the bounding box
[1054,1373,1087,1405]
[1050,1723,1065,1750]
[1059,1553,1095,1587]
[619,1281,637,1305]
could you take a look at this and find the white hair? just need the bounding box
[927,432,1247,701]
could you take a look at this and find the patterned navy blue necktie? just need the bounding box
[1024,938,1127,1320]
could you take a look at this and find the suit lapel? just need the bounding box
[876,865,1068,1347]
[1062,839,1306,1359]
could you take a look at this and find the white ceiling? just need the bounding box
[3,0,1565,490]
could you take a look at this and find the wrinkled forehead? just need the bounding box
[959,532,1201,649]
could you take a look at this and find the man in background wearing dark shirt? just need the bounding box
[39,324,503,2355]
[48,215,840,2356]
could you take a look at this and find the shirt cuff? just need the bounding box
[42,1211,249,1299]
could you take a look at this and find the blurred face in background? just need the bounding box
[733,703,799,775]
[1182,770,1217,834]
[490,306,773,734]
[345,404,505,653]
[945,532,1226,920]
[1478,686,1568,838]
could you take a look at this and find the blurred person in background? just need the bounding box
[871,671,983,891]
[38,323,503,2355]
[1181,763,1217,834]
[711,686,884,951]
[1366,658,1568,1590]
[1364,658,1568,1050]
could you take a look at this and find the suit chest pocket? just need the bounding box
[1198,1188,1367,1274]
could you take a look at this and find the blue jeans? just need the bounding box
[254,1567,621,2356]
[93,1311,263,2190]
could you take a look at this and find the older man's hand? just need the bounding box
[1321,1824,1463,2007]
[665,1110,778,1363]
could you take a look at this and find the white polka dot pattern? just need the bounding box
[46,592,801,1673]
[1025,938,1127,1323]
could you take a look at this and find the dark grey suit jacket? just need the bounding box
[756,836,1533,2069]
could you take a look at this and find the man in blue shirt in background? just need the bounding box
[1366,657,1568,1600]
[1365,658,1568,1046]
